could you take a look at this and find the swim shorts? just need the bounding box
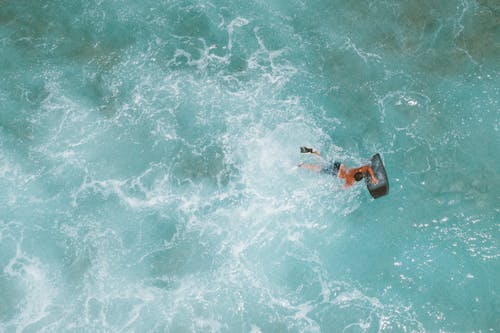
[321,161,341,176]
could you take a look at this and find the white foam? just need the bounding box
[342,37,383,63]
[3,245,57,332]
[250,325,262,333]
[227,17,250,51]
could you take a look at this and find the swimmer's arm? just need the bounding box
[364,166,378,184]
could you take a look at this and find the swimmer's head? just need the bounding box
[354,172,364,182]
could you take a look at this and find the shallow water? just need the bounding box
[0,0,499,332]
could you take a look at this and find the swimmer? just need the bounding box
[298,146,378,188]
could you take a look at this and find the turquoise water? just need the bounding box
[0,0,499,332]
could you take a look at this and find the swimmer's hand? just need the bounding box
[371,177,379,185]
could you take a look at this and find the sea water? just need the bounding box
[0,0,498,332]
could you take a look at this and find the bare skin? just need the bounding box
[338,164,378,188]
[298,148,378,188]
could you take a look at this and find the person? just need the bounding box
[298,147,378,188]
